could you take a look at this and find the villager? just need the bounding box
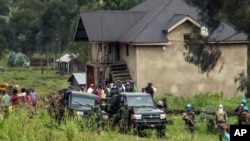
[182,104,195,134]
[1,91,11,118]
[87,83,95,94]
[234,99,247,125]
[144,82,154,98]
[11,88,19,111]
[125,80,133,92]
[214,104,227,141]
[30,88,38,114]
[130,80,138,92]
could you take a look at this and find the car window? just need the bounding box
[126,96,154,107]
[70,96,95,107]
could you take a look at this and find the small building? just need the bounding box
[68,72,86,91]
[56,53,78,74]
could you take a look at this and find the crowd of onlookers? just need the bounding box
[0,86,38,118]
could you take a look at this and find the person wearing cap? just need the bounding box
[239,106,250,125]
[182,104,195,134]
[215,104,227,141]
[234,99,247,125]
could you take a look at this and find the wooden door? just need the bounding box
[86,65,94,87]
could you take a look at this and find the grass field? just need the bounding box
[0,68,249,141]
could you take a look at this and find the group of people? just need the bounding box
[182,99,250,141]
[85,80,158,101]
[0,86,38,118]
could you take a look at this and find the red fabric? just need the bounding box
[11,95,19,105]
[25,94,33,105]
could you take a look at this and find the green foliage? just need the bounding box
[0,0,9,15]
[102,0,141,10]
[183,30,222,74]
[7,51,29,67]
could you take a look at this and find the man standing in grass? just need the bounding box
[215,104,227,141]
[1,90,11,118]
[182,104,196,134]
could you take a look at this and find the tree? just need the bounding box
[0,17,12,60]
[38,0,78,72]
[102,0,141,10]
[184,0,250,97]
[0,0,9,15]
[183,29,221,75]
[9,0,44,57]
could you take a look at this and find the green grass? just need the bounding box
[0,67,70,95]
[0,68,249,141]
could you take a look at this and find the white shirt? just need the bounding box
[87,87,94,94]
[1,93,10,107]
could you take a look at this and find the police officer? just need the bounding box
[215,104,227,141]
[182,104,195,133]
[234,99,247,125]
[239,106,250,125]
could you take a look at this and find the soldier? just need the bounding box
[214,104,227,141]
[239,106,250,125]
[117,104,130,133]
[234,99,247,125]
[182,104,195,133]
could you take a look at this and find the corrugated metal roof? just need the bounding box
[56,53,77,63]
[80,11,145,42]
[68,72,86,85]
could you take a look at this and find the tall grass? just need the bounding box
[0,68,69,95]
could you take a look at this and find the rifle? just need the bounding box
[183,113,195,126]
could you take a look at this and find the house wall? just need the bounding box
[120,45,138,83]
[135,22,247,97]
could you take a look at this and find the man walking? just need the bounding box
[215,104,227,141]
[182,104,195,134]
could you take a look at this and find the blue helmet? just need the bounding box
[186,104,192,108]
[241,99,247,105]
[243,106,248,111]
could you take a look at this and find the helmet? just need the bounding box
[186,104,192,108]
[243,106,248,111]
[219,104,223,108]
[241,99,247,105]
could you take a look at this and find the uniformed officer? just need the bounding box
[182,104,195,133]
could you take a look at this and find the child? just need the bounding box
[223,125,230,141]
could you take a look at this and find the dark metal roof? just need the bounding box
[208,21,248,42]
[79,11,145,42]
[75,0,247,44]
[118,0,200,43]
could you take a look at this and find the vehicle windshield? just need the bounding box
[70,96,95,107]
[126,96,155,107]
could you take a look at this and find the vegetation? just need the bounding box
[0,69,249,141]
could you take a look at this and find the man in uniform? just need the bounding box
[117,104,130,133]
[182,104,195,133]
[239,106,250,125]
[214,104,227,141]
[234,99,247,125]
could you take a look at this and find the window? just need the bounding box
[184,34,191,41]
[126,45,129,56]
